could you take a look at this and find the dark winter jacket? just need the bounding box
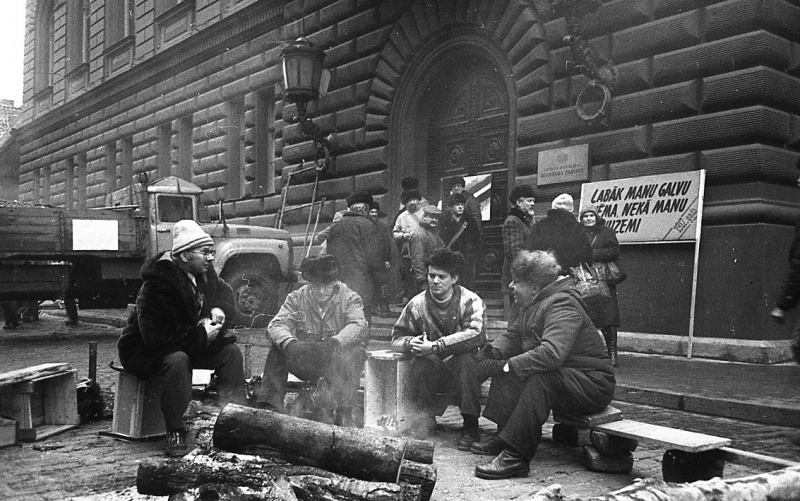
[326,211,383,312]
[492,278,614,379]
[501,207,534,292]
[440,213,482,258]
[409,224,445,290]
[525,208,593,274]
[117,252,236,379]
[582,217,621,327]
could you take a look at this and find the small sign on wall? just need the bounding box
[72,220,119,251]
[537,144,589,186]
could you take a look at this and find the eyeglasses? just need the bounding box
[190,248,216,259]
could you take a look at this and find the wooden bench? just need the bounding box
[0,363,79,442]
[553,406,799,482]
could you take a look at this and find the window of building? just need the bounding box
[66,0,89,72]
[106,142,118,195]
[34,0,55,92]
[227,97,244,199]
[121,137,133,186]
[66,158,75,209]
[254,90,275,195]
[105,0,134,47]
[77,153,87,211]
[177,116,193,181]
[157,123,172,179]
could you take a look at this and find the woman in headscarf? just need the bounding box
[580,205,622,366]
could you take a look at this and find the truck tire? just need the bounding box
[223,267,280,329]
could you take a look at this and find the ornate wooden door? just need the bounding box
[426,68,509,298]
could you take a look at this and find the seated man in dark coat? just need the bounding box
[118,220,246,458]
[259,255,368,427]
[470,250,615,479]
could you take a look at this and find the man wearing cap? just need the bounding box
[260,255,368,426]
[325,192,383,317]
[440,192,482,291]
[410,205,445,292]
[441,176,482,232]
[525,193,593,273]
[117,220,246,458]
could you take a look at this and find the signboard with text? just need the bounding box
[537,144,589,186]
[579,171,705,243]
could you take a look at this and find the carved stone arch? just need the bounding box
[366,0,551,213]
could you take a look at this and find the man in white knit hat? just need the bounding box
[118,220,246,458]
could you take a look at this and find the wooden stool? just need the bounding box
[107,368,165,440]
[0,363,79,442]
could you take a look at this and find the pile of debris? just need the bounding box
[136,403,436,501]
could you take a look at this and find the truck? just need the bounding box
[0,176,295,328]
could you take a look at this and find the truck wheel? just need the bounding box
[224,268,279,329]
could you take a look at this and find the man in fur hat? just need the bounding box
[117,220,246,458]
[325,192,383,317]
[525,193,593,273]
[260,255,368,426]
[391,248,487,446]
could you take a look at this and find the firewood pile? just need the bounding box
[136,402,436,501]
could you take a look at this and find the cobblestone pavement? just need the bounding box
[2,312,800,500]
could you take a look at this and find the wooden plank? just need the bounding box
[368,349,409,361]
[718,447,800,469]
[553,406,624,428]
[594,419,731,452]
[0,364,72,387]
[18,424,78,442]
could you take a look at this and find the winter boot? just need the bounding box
[603,327,618,367]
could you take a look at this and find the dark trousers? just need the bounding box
[407,352,483,418]
[483,368,615,460]
[399,256,415,299]
[259,343,365,413]
[159,343,246,431]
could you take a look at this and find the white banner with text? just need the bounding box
[579,170,705,243]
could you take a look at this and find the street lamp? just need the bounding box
[281,38,331,169]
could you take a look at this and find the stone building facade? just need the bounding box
[14,0,800,359]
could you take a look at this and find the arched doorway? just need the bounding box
[421,55,510,298]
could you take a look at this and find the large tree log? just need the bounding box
[137,450,421,501]
[528,465,800,501]
[213,404,435,478]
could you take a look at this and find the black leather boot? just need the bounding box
[603,327,618,367]
[474,447,530,479]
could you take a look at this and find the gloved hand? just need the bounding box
[474,343,498,362]
[476,359,508,380]
[199,318,223,343]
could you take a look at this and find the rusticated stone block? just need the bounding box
[550,36,610,81]
[579,446,634,473]
[613,9,704,64]
[500,10,536,54]
[610,57,653,95]
[335,104,368,131]
[518,107,585,145]
[705,0,763,42]
[512,44,550,84]
[334,54,379,89]
[552,423,591,446]
[320,0,361,34]
[484,0,511,34]
[609,152,697,180]
[590,431,638,455]
[367,94,391,115]
[366,112,389,131]
[516,139,569,174]
[324,40,357,70]
[517,88,551,116]
[355,25,392,58]
[495,4,527,50]
[365,130,388,147]
[653,31,792,86]
[354,169,390,194]
[280,141,319,166]
[408,2,431,39]
[231,197,264,218]
[508,24,545,65]
[335,146,387,177]
[652,105,791,154]
[703,67,800,114]
[542,18,568,49]
[701,144,800,182]
[582,0,654,39]
[398,14,423,52]
[611,80,700,128]
[577,126,651,164]
[550,79,571,109]
[319,85,358,116]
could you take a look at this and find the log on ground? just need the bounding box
[137,450,422,501]
[213,404,435,482]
